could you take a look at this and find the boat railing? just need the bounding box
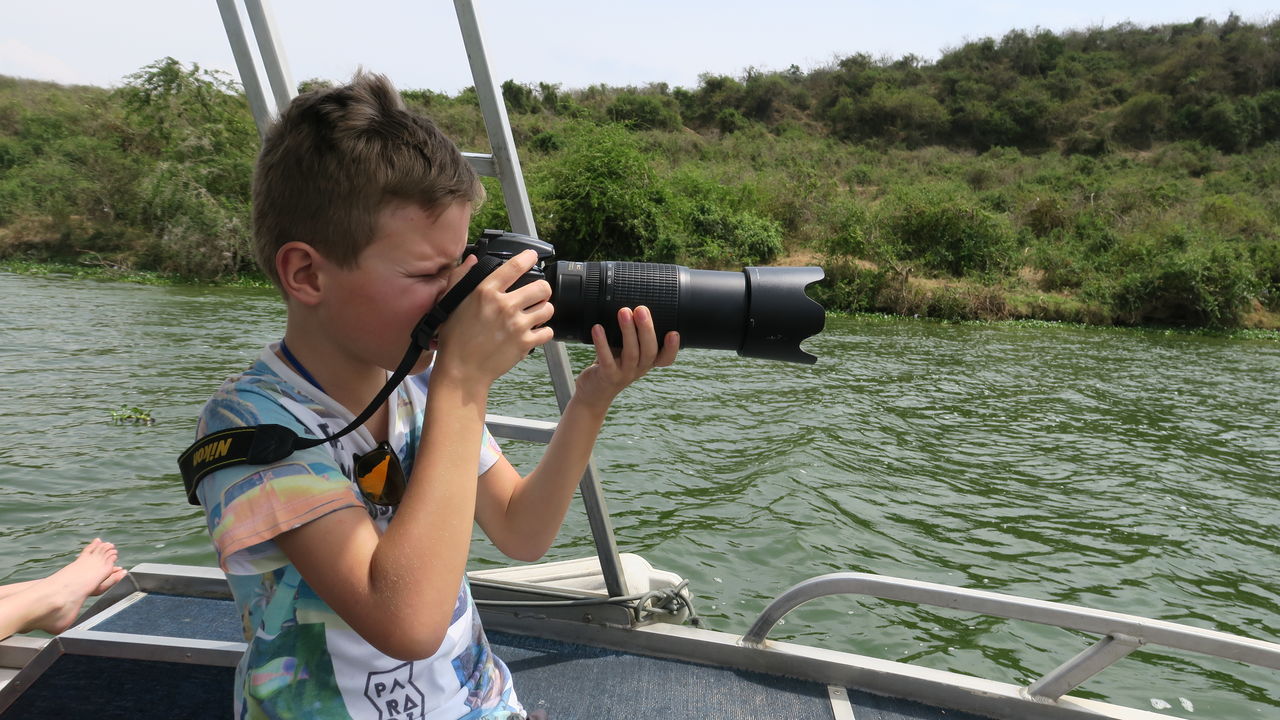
[484,414,557,444]
[742,571,1280,702]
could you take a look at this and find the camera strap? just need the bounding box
[178,255,505,505]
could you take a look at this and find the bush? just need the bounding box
[501,80,540,114]
[1258,90,1280,143]
[815,196,873,258]
[828,86,948,146]
[680,74,744,128]
[1199,97,1262,153]
[1028,212,1118,291]
[527,129,564,153]
[0,135,27,171]
[135,162,250,277]
[1030,229,1088,290]
[536,82,576,115]
[1112,93,1170,149]
[876,185,1018,277]
[1153,140,1217,177]
[1099,229,1261,326]
[606,93,682,131]
[994,83,1055,148]
[468,177,510,236]
[672,202,783,266]
[949,100,1019,151]
[715,108,748,134]
[740,71,798,122]
[724,211,785,265]
[1062,128,1112,156]
[533,121,666,260]
[807,259,888,312]
[646,168,783,266]
[1022,195,1069,237]
[1250,241,1280,310]
[1198,194,1271,237]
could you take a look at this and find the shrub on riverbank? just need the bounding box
[2,16,1279,329]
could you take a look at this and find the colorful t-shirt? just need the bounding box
[194,343,523,720]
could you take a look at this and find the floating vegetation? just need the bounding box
[111,405,155,426]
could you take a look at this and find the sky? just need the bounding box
[3,1,1276,102]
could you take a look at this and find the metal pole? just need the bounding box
[1026,633,1143,701]
[215,0,273,135]
[243,0,297,110]
[451,0,535,233]
[453,0,630,598]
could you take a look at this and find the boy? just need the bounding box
[191,71,678,719]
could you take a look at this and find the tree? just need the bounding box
[112,58,258,277]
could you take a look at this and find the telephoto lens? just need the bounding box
[470,230,826,364]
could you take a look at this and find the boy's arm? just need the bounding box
[276,251,555,661]
[275,377,489,660]
[475,305,678,561]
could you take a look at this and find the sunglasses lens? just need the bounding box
[363,455,391,494]
[355,445,405,506]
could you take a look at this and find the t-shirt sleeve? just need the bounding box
[408,368,503,476]
[479,423,503,476]
[196,386,362,573]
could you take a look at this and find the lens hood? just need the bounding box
[741,267,826,364]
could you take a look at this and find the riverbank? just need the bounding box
[6,260,1277,341]
[5,18,1280,334]
[808,255,1280,331]
[0,259,272,289]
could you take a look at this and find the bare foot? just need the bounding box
[94,567,127,596]
[24,539,124,634]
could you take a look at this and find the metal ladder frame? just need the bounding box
[214,0,630,597]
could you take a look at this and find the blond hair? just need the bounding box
[252,71,483,290]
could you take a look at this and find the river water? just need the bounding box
[1,271,1277,717]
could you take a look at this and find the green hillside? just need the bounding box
[2,15,1278,328]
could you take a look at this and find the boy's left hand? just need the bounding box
[574,306,678,411]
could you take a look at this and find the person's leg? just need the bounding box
[0,579,40,601]
[0,586,54,638]
[0,539,126,639]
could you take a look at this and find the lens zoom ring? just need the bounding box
[609,262,679,328]
[585,264,602,301]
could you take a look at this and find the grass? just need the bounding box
[0,259,272,289]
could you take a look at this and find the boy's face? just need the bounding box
[322,200,470,373]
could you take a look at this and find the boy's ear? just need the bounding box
[276,242,324,306]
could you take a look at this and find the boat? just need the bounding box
[4,555,1279,719]
[3,2,1277,718]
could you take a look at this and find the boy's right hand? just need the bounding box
[433,249,554,386]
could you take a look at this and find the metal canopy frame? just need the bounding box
[214,0,629,597]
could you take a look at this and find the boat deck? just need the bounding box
[489,630,988,720]
[0,590,989,720]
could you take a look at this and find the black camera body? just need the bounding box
[465,229,825,364]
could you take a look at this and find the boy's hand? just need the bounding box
[574,305,678,412]
[434,249,554,387]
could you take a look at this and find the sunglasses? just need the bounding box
[353,442,407,507]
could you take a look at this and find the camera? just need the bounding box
[465,230,826,364]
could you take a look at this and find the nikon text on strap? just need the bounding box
[178,255,504,505]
